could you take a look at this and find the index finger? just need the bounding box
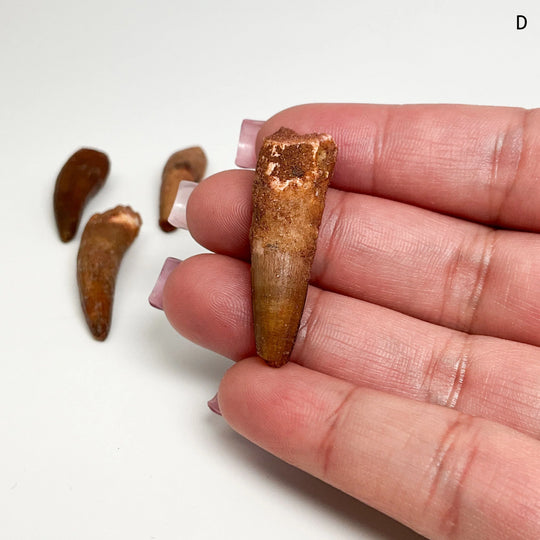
[256,104,539,231]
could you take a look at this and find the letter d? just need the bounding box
[517,15,527,30]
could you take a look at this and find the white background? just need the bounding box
[1,1,539,538]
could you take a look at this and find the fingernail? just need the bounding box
[207,393,222,416]
[235,119,264,169]
[167,180,198,230]
[148,257,182,310]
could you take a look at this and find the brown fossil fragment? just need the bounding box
[53,148,110,242]
[159,146,207,231]
[77,205,142,341]
[250,127,337,367]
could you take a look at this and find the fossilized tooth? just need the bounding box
[77,205,142,341]
[250,127,337,367]
[159,146,207,231]
[53,148,110,242]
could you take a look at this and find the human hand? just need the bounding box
[156,104,540,538]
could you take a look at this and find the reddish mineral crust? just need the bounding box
[250,127,337,367]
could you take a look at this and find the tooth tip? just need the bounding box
[260,354,290,368]
[89,320,110,341]
[159,219,176,232]
[59,231,72,242]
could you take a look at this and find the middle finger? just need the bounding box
[188,170,540,347]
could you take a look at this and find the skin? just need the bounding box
[161,104,540,538]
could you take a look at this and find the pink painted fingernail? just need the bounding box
[148,257,182,310]
[235,119,264,169]
[207,393,222,416]
[167,180,198,230]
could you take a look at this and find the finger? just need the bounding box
[163,253,540,438]
[188,173,540,347]
[256,103,540,231]
[217,358,540,539]
[163,253,254,355]
[188,170,252,259]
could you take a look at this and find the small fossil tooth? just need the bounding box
[159,146,207,231]
[53,148,110,242]
[77,205,142,341]
[250,127,337,367]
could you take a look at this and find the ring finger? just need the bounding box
[163,253,540,438]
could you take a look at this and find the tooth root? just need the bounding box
[250,128,337,367]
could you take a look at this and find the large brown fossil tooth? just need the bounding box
[77,205,142,341]
[250,127,337,367]
[159,146,207,231]
[53,148,110,242]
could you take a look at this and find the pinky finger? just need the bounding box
[217,358,540,540]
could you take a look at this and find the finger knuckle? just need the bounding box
[423,413,482,538]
